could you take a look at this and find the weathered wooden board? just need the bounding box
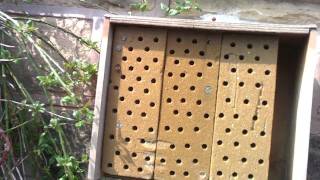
[210,34,279,180]
[154,30,221,179]
[101,25,167,179]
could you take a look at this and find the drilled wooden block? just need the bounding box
[102,26,167,179]
[210,34,279,180]
[154,31,221,179]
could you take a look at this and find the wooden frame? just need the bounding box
[88,15,317,180]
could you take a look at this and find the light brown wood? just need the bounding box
[154,30,221,179]
[210,34,279,180]
[108,15,316,35]
[88,18,113,180]
[101,26,167,179]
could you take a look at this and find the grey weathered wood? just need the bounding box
[108,15,317,34]
[88,18,113,180]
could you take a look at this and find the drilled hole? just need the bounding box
[233,114,239,119]
[223,81,228,86]
[177,127,183,132]
[184,49,190,54]
[225,128,231,133]
[115,151,120,155]
[144,65,149,70]
[239,55,244,60]
[260,131,266,136]
[141,112,147,117]
[125,137,130,142]
[127,110,132,115]
[173,85,179,90]
[137,167,143,172]
[135,99,140,104]
[194,127,200,132]
[253,115,258,121]
[230,42,236,47]
[122,56,127,61]
[193,159,198,164]
[262,100,268,106]
[185,143,191,149]
[255,56,260,61]
[247,68,253,74]
[140,139,145,143]
[176,38,182,43]
[148,127,154,132]
[132,126,138,131]
[204,113,209,119]
[265,70,271,75]
[202,144,208,149]
[144,47,150,52]
[123,165,129,169]
[109,134,114,139]
[258,159,264,164]
[160,158,166,163]
[138,36,143,41]
[231,68,237,73]
[248,174,254,179]
[219,113,224,118]
[167,98,172,103]
[145,156,151,161]
[112,108,117,113]
[170,144,176,149]
[239,82,244,87]
[183,171,189,176]
[264,44,269,49]
[180,73,186,77]
[174,59,179,64]
[196,100,202,105]
[189,60,195,65]
[186,112,192,117]
[247,44,253,49]
[217,171,223,176]
[151,78,156,83]
[244,99,249,104]
[197,72,203,77]
[190,86,196,91]
[128,66,134,71]
[170,171,175,176]
[176,159,182,164]
[131,152,137,157]
[128,47,133,51]
[150,102,155,107]
[199,51,205,56]
[153,37,159,42]
[136,57,142,62]
[180,98,186,103]
[169,50,175,54]
[241,157,247,163]
[242,129,248,135]
[234,141,239,147]
[113,86,119,90]
[255,82,261,88]
[250,143,256,148]
[164,126,170,131]
[225,98,231,103]
[224,54,229,59]
[192,39,197,44]
[217,140,223,145]
[232,172,238,177]
[168,72,173,77]
[107,163,112,167]
[223,156,229,161]
[144,88,149,94]
[153,57,158,62]
[207,62,213,67]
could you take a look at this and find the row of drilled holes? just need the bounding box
[122,56,159,63]
[230,42,270,50]
[216,171,255,179]
[173,37,205,44]
[168,49,206,56]
[216,130,266,144]
[221,156,264,164]
[107,162,145,172]
[224,54,262,61]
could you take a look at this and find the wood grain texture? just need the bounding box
[88,18,113,180]
[210,34,279,180]
[108,15,316,35]
[154,30,221,179]
[101,25,167,179]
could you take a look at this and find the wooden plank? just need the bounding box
[210,34,279,180]
[108,15,317,35]
[291,29,318,180]
[154,30,221,179]
[101,26,167,179]
[88,18,113,180]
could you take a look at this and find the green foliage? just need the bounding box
[130,0,149,11]
[161,0,201,16]
[0,11,97,179]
